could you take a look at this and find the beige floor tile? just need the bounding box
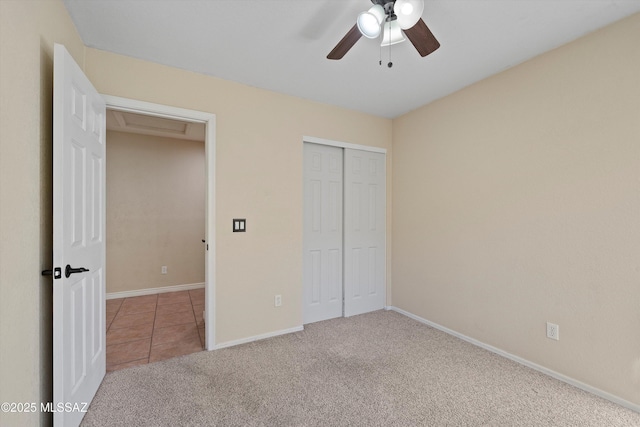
[192,304,204,327]
[152,323,200,347]
[154,309,195,329]
[106,338,151,366]
[118,300,157,315]
[107,357,148,372]
[149,336,202,363]
[106,298,124,314]
[189,288,205,304]
[107,322,154,346]
[157,291,191,306]
[189,288,205,298]
[121,294,158,307]
[105,291,207,369]
[189,296,205,306]
[110,311,155,330]
[198,327,206,348]
[156,302,193,315]
[106,311,117,331]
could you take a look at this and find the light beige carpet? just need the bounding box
[81,310,639,426]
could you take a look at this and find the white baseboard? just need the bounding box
[106,282,205,300]
[213,325,304,350]
[388,306,640,414]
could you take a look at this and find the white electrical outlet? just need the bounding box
[274,295,282,307]
[546,322,559,341]
[161,266,167,275]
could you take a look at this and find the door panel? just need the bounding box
[344,149,386,317]
[303,143,343,324]
[53,43,106,427]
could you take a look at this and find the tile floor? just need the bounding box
[105,289,205,372]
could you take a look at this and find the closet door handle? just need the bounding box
[65,265,89,278]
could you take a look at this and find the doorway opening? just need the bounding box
[103,96,216,366]
[104,109,205,370]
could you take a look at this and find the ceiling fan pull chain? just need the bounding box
[384,20,393,68]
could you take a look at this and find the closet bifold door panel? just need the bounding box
[303,143,344,324]
[343,149,386,317]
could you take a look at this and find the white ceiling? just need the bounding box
[64,0,640,119]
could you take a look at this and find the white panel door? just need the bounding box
[53,43,106,427]
[344,149,386,317]
[303,143,343,324]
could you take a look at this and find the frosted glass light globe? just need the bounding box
[357,5,385,39]
[394,0,424,30]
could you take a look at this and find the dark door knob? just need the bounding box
[65,264,89,278]
[42,267,62,279]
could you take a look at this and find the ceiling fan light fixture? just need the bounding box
[380,20,406,47]
[357,5,385,38]
[394,0,424,30]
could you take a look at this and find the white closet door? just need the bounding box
[344,149,386,317]
[303,143,344,324]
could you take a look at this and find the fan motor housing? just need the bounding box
[372,0,398,19]
[372,0,396,5]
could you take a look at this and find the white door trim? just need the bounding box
[103,95,216,350]
[303,136,387,154]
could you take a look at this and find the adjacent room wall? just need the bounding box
[392,13,640,406]
[0,1,85,426]
[106,131,205,294]
[84,48,393,345]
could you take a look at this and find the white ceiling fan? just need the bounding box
[327,0,440,60]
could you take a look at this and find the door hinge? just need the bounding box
[42,267,62,279]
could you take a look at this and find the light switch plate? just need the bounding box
[233,219,246,232]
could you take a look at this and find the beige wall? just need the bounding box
[106,131,205,294]
[0,1,85,426]
[392,13,640,406]
[84,49,393,344]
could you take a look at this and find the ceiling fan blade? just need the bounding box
[403,18,440,57]
[327,24,362,60]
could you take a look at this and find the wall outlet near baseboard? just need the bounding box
[546,322,559,341]
[274,295,282,307]
[161,266,167,275]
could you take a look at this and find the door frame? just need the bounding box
[302,136,387,320]
[104,95,216,350]
[303,136,387,155]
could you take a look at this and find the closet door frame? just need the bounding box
[303,136,387,156]
[302,136,387,322]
